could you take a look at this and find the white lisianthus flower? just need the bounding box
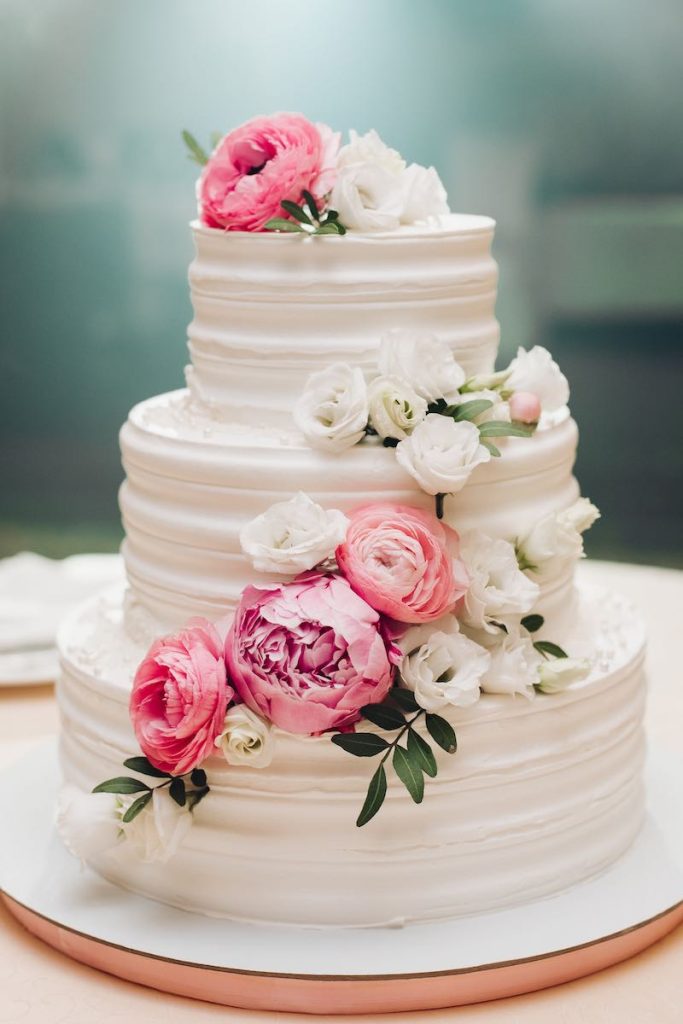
[399,616,489,712]
[460,531,540,633]
[294,363,369,453]
[479,628,541,699]
[400,163,449,223]
[240,493,348,575]
[331,130,406,231]
[536,657,591,694]
[378,330,466,404]
[453,388,511,425]
[121,788,192,865]
[517,498,601,577]
[56,785,122,861]
[215,704,275,768]
[505,346,570,412]
[367,375,428,440]
[396,414,491,496]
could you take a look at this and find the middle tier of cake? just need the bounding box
[119,390,580,635]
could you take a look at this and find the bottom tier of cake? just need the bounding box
[56,577,646,929]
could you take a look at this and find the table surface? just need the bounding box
[1,560,681,1024]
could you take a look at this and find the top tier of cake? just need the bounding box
[185,214,499,426]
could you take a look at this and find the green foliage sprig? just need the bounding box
[264,193,347,236]
[331,688,457,827]
[520,614,570,689]
[93,756,210,823]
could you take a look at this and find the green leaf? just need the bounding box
[478,420,534,439]
[390,688,419,712]
[169,777,186,807]
[452,399,494,422]
[521,614,545,634]
[121,790,152,823]
[425,714,457,754]
[407,729,437,778]
[263,217,305,233]
[188,785,210,810]
[123,756,171,779]
[361,703,406,731]
[302,189,320,222]
[181,130,209,167]
[209,130,223,149]
[534,640,569,659]
[480,438,501,457]
[92,777,151,795]
[313,221,345,235]
[280,199,313,226]
[325,208,340,221]
[393,745,424,803]
[331,732,390,757]
[356,764,387,827]
[190,768,207,787]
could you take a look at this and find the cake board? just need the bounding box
[1,740,681,1015]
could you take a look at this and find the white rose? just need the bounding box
[453,388,510,425]
[56,785,122,861]
[367,375,428,440]
[337,129,406,175]
[399,616,489,712]
[395,414,491,496]
[215,705,275,768]
[294,363,368,453]
[479,629,540,699]
[517,498,601,576]
[537,657,591,694]
[460,531,540,633]
[505,346,570,412]
[378,329,466,404]
[400,163,449,223]
[331,130,406,231]
[240,492,348,575]
[121,788,192,864]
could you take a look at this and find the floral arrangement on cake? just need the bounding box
[61,482,599,861]
[182,111,449,234]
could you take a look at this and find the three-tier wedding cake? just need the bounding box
[56,113,646,928]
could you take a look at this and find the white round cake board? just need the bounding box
[1,740,681,1014]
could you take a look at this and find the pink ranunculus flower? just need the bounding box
[336,503,469,624]
[225,574,397,736]
[130,618,233,776]
[509,390,542,424]
[198,113,340,232]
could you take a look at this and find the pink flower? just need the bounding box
[198,113,340,232]
[225,574,397,736]
[336,503,469,624]
[130,619,233,776]
[509,390,542,424]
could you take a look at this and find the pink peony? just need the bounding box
[509,390,542,424]
[198,113,340,232]
[225,573,397,736]
[130,618,233,776]
[336,503,469,624]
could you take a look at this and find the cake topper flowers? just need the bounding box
[183,116,449,235]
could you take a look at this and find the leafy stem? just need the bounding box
[92,756,210,821]
[264,198,348,236]
[332,691,457,827]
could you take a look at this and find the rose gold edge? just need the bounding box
[2,889,681,982]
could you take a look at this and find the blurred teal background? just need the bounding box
[1,0,682,564]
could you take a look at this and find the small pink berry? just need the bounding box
[509,390,542,424]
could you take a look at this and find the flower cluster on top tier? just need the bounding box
[60,492,599,859]
[294,335,569,517]
[183,113,448,234]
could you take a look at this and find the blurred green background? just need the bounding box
[1,0,682,565]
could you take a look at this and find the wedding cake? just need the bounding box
[56,114,646,928]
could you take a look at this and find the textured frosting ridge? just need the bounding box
[186,215,499,424]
